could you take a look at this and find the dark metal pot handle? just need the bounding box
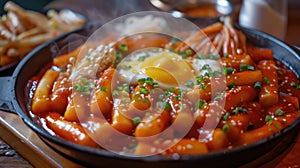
[0,77,16,113]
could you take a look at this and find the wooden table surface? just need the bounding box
[0,0,299,167]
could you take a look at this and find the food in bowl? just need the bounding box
[0,1,85,67]
[26,16,300,157]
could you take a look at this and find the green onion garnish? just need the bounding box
[275,109,285,116]
[228,82,236,89]
[291,82,300,89]
[232,107,247,115]
[119,42,128,52]
[163,102,171,111]
[222,123,231,133]
[132,116,141,126]
[240,64,255,71]
[99,86,107,92]
[265,115,273,123]
[254,81,262,92]
[223,112,230,121]
[195,99,207,109]
[263,77,270,84]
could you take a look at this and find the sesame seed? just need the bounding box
[150,147,156,153]
[177,145,182,151]
[186,144,193,149]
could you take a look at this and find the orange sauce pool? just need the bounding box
[179,4,222,18]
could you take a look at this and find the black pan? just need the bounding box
[0,22,300,167]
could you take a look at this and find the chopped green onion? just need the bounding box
[263,77,270,84]
[81,78,88,83]
[169,87,175,93]
[169,48,175,53]
[197,54,206,59]
[74,83,82,91]
[265,115,273,123]
[223,112,230,121]
[117,65,132,70]
[213,71,222,77]
[195,99,207,109]
[228,82,236,89]
[163,102,171,111]
[132,116,141,126]
[185,49,193,56]
[115,51,123,59]
[142,98,148,103]
[140,87,148,95]
[178,50,187,58]
[138,78,146,84]
[254,81,262,92]
[199,83,206,90]
[227,67,234,74]
[133,94,141,101]
[247,65,255,71]
[119,42,128,52]
[202,64,211,70]
[209,54,220,60]
[128,143,137,150]
[121,97,131,103]
[175,95,181,100]
[153,83,159,89]
[275,109,285,116]
[222,123,231,133]
[99,86,107,92]
[164,90,171,97]
[222,67,234,76]
[195,75,206,84]
[291,82,300,89]
[137,56,147,62]
[214,92,224,101]
[232,107,247,115]
[224,53,229,58]
[145,77,154,85]
[112,90,119,96]
[240,64,255,71]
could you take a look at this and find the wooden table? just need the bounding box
[0,0,299,167]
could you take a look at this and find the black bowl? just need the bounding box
[0,22,299,167]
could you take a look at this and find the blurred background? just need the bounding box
[0,0,53,14]
[0,0,299,45]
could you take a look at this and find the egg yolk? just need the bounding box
[141,51,194,86]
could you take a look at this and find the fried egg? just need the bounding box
[117,48,220,88]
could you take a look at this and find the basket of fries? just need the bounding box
[0,1,86,71]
